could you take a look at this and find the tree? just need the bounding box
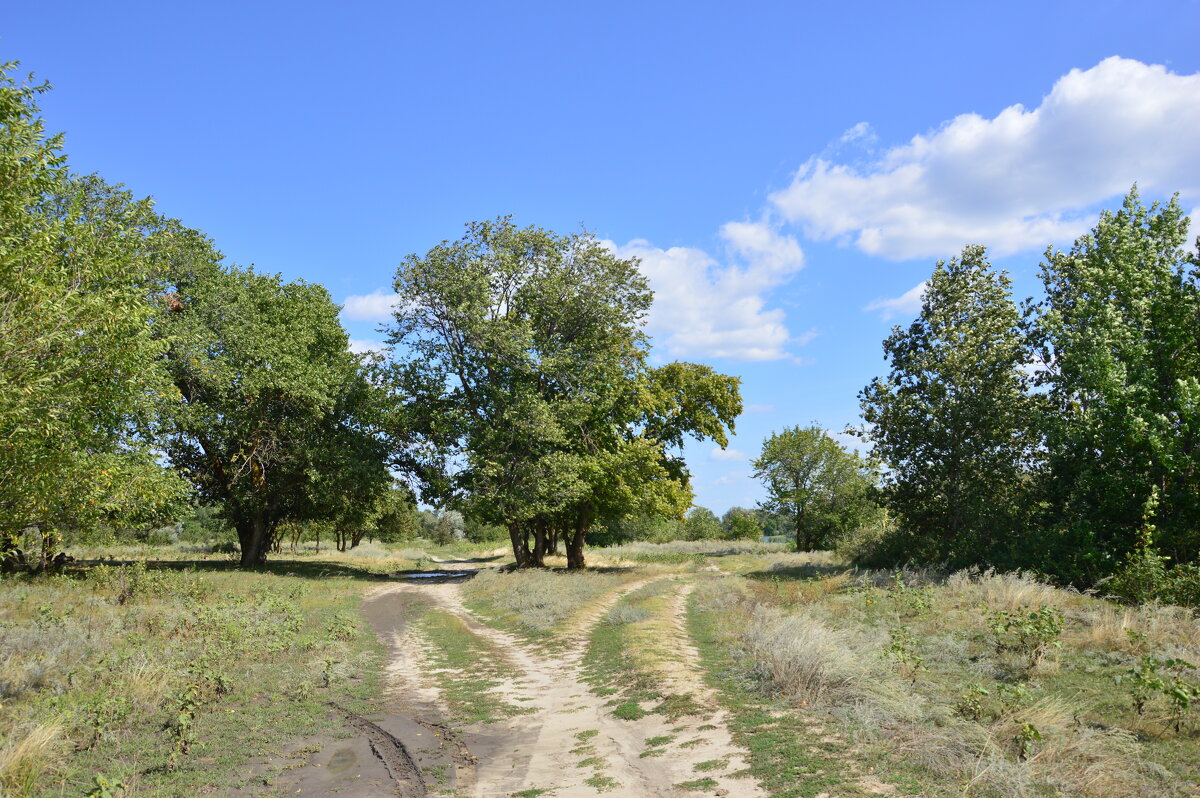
[157,243,390,567]
[383,218,740,568]
[860,246,1035,565]
[753,424,876,551]
[682,506,723,541]
[722,506,763,540]
[1029,189,1200,580]
[0,64,186,569]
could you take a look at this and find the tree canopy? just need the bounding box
[383,218,740,568]
[752,424,877,551]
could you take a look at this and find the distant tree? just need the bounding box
[860,246,1034,565]
[0,65,186,570]
[682,506,723,541]
[383,218,739,568]
[722,506,763,540]
[1029,189,1200,580]
[370,485,421,544]
[157,243,390,567]
[753,424,876,551]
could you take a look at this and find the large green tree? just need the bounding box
[384,218,740,568]
[156,239,391,567]
[752,424,876,551]
[0,64,186,569]
[1029,189,1200,580]
[860,246,1035,565]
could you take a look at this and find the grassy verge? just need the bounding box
[687,563,1200,798]
[0,556,391,797]
[685,579,897,798]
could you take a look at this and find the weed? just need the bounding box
[883,626,926,683]
[676,777,718,791]
[85,774,127,797]
[953,683,989,722]
[1012,721,1042,760]
[583,774,619,792]
[988,605,1064,670]
[612,702,647,720]
[693,758,728,772]
[1119,654,1200,732]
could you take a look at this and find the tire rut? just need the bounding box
[332,703,428,798]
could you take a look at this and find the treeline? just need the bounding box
[857,192,1200,590]
[0,63,739,571]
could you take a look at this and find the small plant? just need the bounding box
[166,683,201,770]
[1012,721,1042,761]
[86,774,127,798]
[988,605,1064,670]
[995,682,1029,715]
[954,683,989,722]
[888,572,933,615]
[1119,654,1200,732]
[884,626,926,683]
[325,612,358,642]
[1126,628,1149,654]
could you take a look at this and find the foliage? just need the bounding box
[383,217,739,568]
[1029,188,1200,581]
[0,64,187,569]
[859,246,1036,568]
[752,424,877,551]
[681,506,723,541]
[988,605,1064,670]
[721,507,763,540]
[156,244,390,566]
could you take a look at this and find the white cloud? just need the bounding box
[342,289,401,321]
[864,281,926,320]
[772,57,1200,260]
[609,221,806,362]
[348,338,386,355]
[743,403,775,414]
[711,447,748,462]
[712,470,749,486]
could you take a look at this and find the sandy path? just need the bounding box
[374,575,764,797]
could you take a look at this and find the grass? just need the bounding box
[688,559,1200,797]
[416,609,533,725]
[581,579,708,723]
[460,568,629,641]
[0,554,388,797]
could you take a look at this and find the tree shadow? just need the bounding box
[742,563,853,582]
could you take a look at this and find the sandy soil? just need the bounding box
[243,570,764,797]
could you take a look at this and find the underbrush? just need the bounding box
[0,559,385,797]
[690,566,1200,797]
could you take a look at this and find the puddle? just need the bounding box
[397,571,471,580]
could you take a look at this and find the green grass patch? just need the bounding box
[676,777,719,791]
[694,758,729,772]
[418,609,533,725]
[583,773,620,792]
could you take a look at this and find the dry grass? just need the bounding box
[739,604,913,717]
[461,568,627,633]
[0,723,63,798]
[945,568,1087,611]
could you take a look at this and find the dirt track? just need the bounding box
[253,571,764,797]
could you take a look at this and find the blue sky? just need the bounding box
[6,1,1199,513]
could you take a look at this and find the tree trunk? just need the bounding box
[508,521,530,568]
[531,519,549,567]
[547,528,559,556]
[566,511,590,570]
[237,516,272,567]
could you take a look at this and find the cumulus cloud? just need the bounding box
[342,289,401,321]
[348,338,386,355]
[864,281,926,320]
[609,221,806,361]
[711,447,748,462]
[772,57,1200,260]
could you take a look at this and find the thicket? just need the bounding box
[857,190,1200,592]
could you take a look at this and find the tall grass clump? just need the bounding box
[740,604,912,718]
[461,569,624,632]
[0,723,62,798]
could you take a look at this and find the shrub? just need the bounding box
[988,606,1064,670]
